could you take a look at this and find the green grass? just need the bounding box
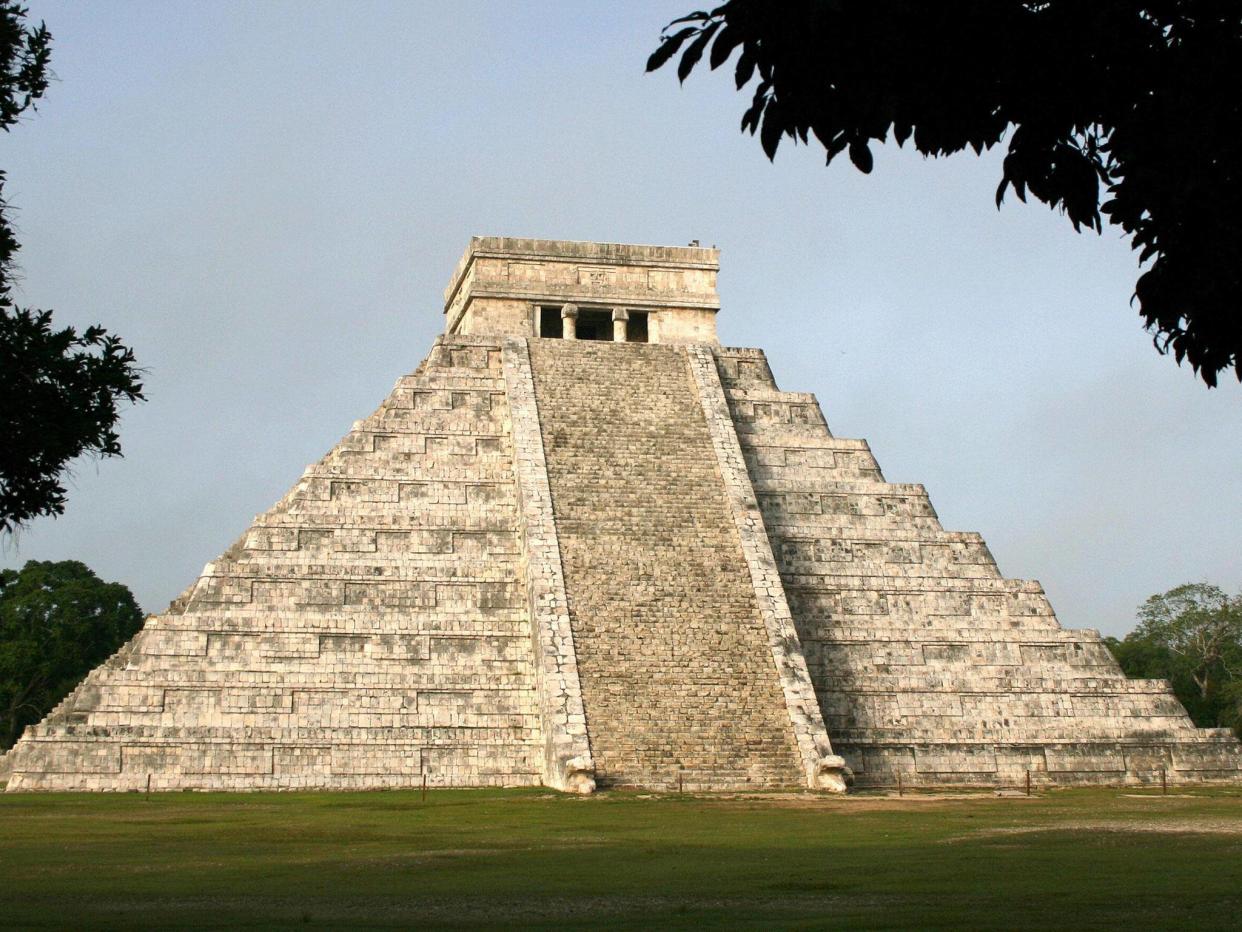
[1,786,1240,929]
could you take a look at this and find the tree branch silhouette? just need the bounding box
[648,1,1242,387]
[1,3,144,532]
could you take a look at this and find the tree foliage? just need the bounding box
[0,560,144,749]
[1,2,143,533]
[1105,583,1242,735]
[1134,583,1241,699]
[648,1,1242,387]
[0,0,48,131]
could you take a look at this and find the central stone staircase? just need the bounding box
[527,340,803,789]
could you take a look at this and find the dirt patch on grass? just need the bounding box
[943,817,1242,842]
[629,790,1042,814]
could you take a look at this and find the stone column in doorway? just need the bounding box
[561,303,578,340]
[612,308,629,342]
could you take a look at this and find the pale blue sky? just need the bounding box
[3,1,1239,636]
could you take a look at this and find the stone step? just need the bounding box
[333,428,508,450]
[764,515,945,533]
[744,437,872,454]
[253,512,516,532]
[755,478,928,495]
[806,650,1121,675]
[811,674,1172,693]
[306,464,514,484]
[828,724,1210,744]
[395,372,506,391]
[202,557,523,580]
[733,424,834,445]
[803,628,1105,644]
[751,464,882,482]
[346,421,507,438]
[785,574,1046,593]
[76,669,540,691]
[801,618,1068,637]
[725,388,819,405]
[774,527,981,544]
[819,690,1190,718]
[240,526,519,556]
[146,610,529,631]
[781,561,1002,580]
[758,489,938,522]
[280,497,516,520]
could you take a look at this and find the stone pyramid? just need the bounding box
[4,237,1240,792]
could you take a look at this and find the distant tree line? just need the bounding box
[1105,583,1242,737]
[0,560,144,749]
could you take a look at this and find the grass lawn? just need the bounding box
[1,785,1240,929]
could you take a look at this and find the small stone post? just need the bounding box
[612,308,629,342]
[561,303,578,340]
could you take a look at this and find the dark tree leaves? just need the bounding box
[848,139,873,175]
[708,23,740,70]
[733,44,755,89]
[0,560,145,748]
[0,300,144,532]
[759,96,782,160]
[676,19,720,84]
[644,26,697,73]
[1,3,144,532]
[648,0,1242,387]
[0,1,49,131]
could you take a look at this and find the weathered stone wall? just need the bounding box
[715,346,1242,787]
[525,339,804,789]
[4,336,546,791]
[444,237,721,344]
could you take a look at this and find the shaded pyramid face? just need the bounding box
[4,238,1240,792]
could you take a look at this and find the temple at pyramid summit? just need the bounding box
[4,236,1241,793]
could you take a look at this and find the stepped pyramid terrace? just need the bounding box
[4,236,1240,793]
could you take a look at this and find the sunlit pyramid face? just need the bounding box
[4,238,1239,794]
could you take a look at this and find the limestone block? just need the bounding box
[399,482,467,505]
[715,354,776,390]
[10,741,121,774]
[343,581,436,609]
[259,633,322,659]
[329,745,421,775]
[158,691,224,730]
[222,689,294,713]
[274,745,332,775]
[252,581,344,608]
[1044,746,1127,773]
[915,747,999,774]
[1122,745,1175,772]
[1171,743,1242,772]
[139,630,209,657]
[244,527,300,551]
[192,578,252,604]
